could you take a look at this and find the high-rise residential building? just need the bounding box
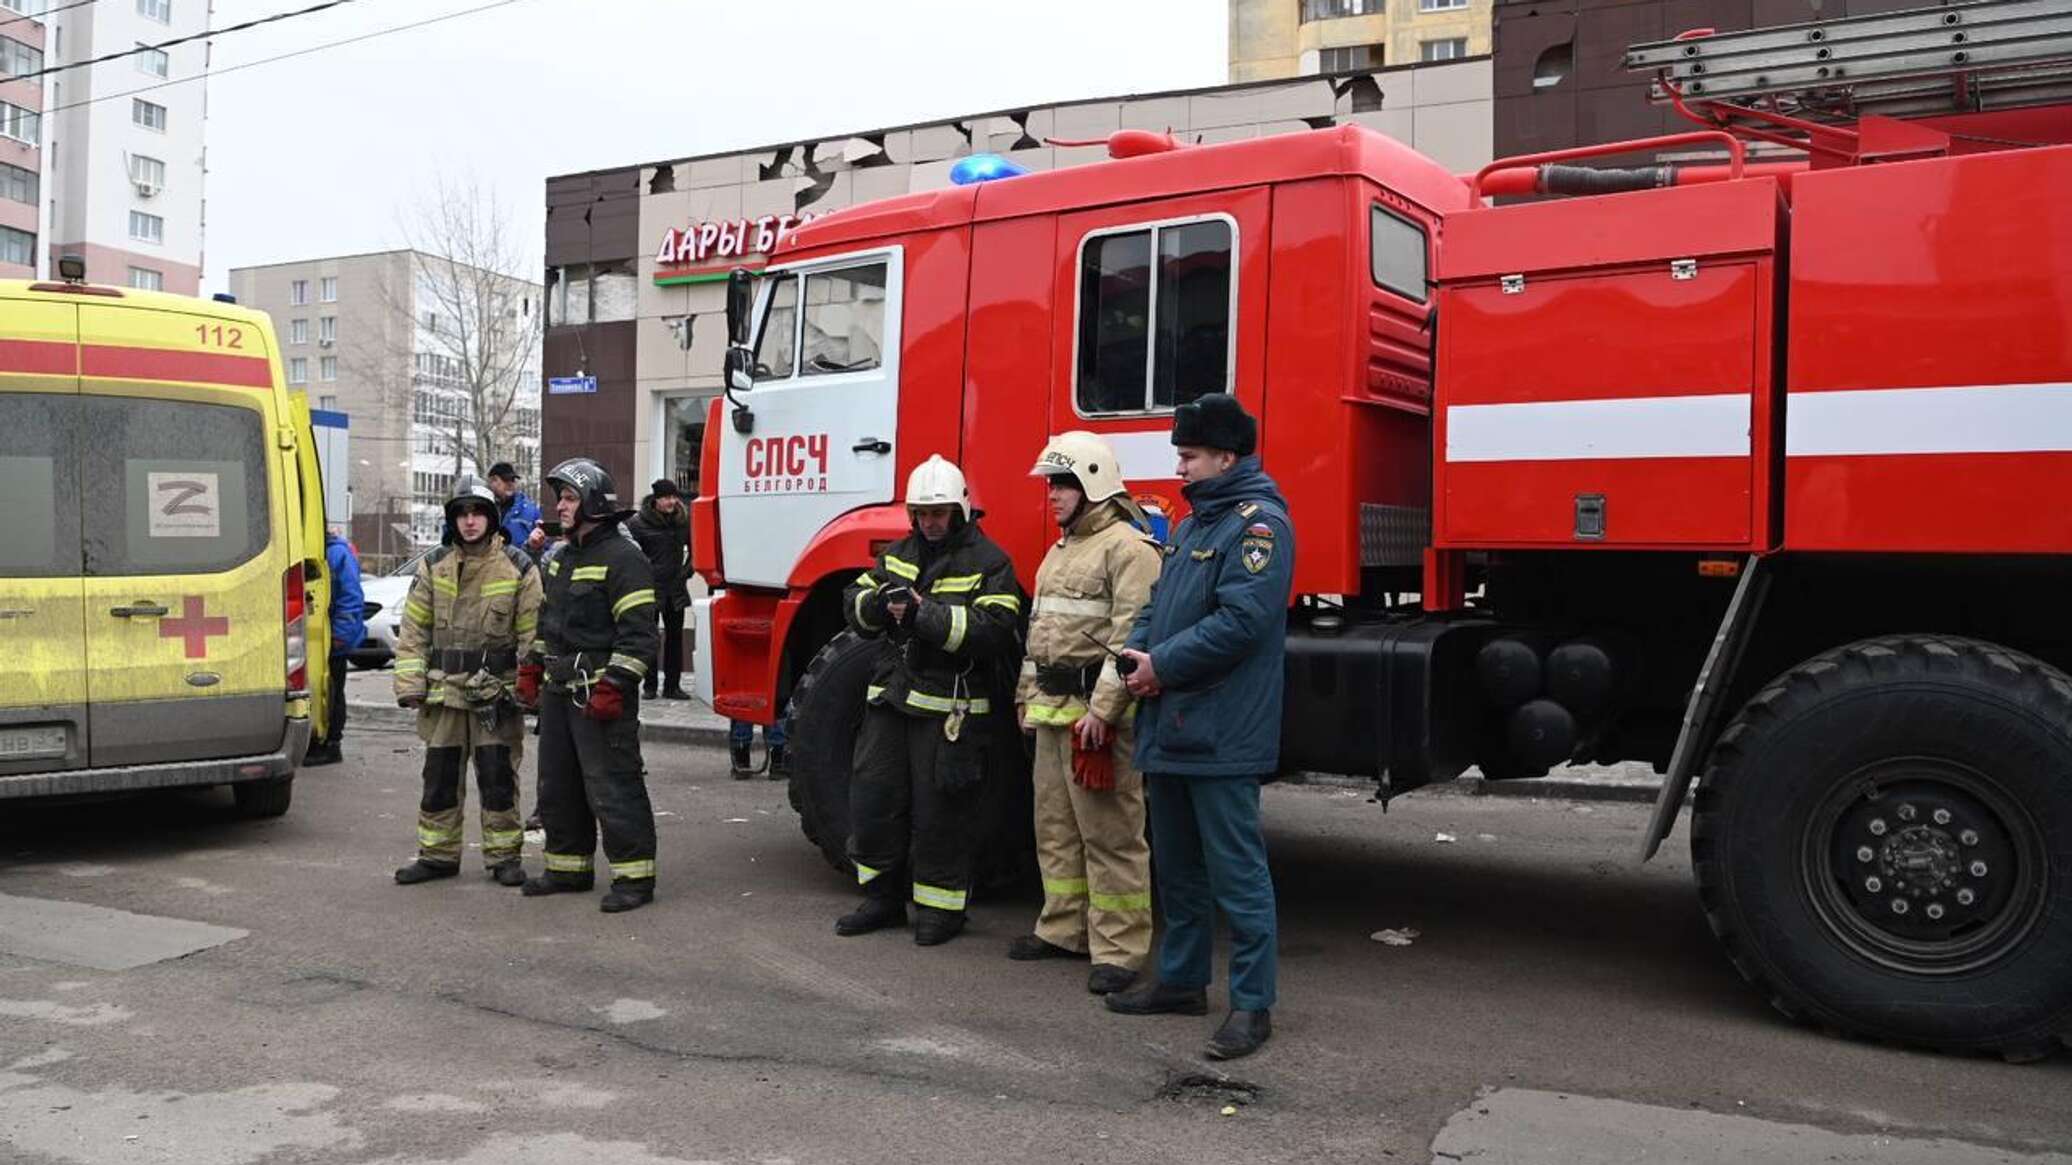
[0,0,46,278]
[1230,0,1493,82]
[37,0,211,292]
[230,251,543,570]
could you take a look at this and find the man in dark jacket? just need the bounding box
[625,478,692,700]
[1105,393,1294,1062]
[517,457,662,914]
[835,455,1026,947]
[304,530,365,766]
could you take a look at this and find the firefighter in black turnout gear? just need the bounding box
[518,457,662,913]
[837,455,1026,946]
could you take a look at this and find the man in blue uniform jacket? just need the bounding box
[1107,392,1293,1062]
[305,530,366,766]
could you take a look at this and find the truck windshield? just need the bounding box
[752,274,799,381]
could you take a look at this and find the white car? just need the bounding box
[348,548,430,669]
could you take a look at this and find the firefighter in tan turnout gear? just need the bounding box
[1010,433,1162,994]
[836,455,1026,947]
[392,477,544,887]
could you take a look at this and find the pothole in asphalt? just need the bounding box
[1158,1072,1262,1108]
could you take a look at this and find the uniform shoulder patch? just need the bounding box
[1237,502,1260,518]
[1239,534,1274,574]
[1244,521,1275,540]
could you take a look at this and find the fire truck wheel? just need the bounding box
[1693,635,2072,1059]
[232,775,294,819]
[783,630,1037,893]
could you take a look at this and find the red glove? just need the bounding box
[516,663,542,709]
[581,678,625,722]
[1071,737,1115,792]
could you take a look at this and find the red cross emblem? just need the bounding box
[160,595,231,659]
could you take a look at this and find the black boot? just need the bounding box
[1006,934,1084,961]
[765,744,788,781]
[488,860,526,887]
[1104,980,1209,1016]
[661,685,691,700]
[912,906,966,947]
[600,880,654,913]
[520,874,593,896]
[642,682,658,700]
[835,894,906,936]
[1087,965,1139,995]
[730,742,755,780]
[302,741,342,767]
[1205,1009,1273,1060]
[394,860,458,885]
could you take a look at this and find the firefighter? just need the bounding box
[1106,393,1294,1062]
[516,457,662,913]
[836,454,1026,946]
[392,477,544,888]
[1010,432,1161,995]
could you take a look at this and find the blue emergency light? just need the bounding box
[949,154,1029,185]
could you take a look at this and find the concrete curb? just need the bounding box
[345,700,733,748]
[351,697,1677,806]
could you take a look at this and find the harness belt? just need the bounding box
[1033,661,1103,699]
[429,647,519,674]
[542,652,610,690]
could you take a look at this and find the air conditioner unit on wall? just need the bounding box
[134,181,160,198]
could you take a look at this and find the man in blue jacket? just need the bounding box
[305,530,366,767]
[1105,393,1293,1061]
[488,462,545,556]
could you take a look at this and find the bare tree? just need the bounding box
[352,177,542,499]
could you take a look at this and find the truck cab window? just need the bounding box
[800,262,887,376]
[1077,218,1233,415]
[1371,204,1428,302]
[753,273,799,381]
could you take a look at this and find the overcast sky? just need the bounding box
[201,0,1226,291]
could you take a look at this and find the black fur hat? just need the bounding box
[1170,392,1257,457]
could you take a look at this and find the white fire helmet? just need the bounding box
[905,454,970,519]
[1031,431,1144,523]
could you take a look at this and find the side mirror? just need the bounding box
[725,268,755,348]
[723,346,754,393]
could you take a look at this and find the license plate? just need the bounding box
[0,725,68,760]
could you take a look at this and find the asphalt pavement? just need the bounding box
[1,722,2067,1164]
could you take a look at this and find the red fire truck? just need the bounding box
[692,0,2072,1057]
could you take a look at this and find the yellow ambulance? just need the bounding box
[0,266,333,816]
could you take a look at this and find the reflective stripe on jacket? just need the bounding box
[1015,499,1160,728]
[841,520,1025,719]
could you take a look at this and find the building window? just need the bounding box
[421,310,439,334]
[1419,0,1468,9]
[128,211,164,244]
[289,318,308,345]
[319,355,336,381]
[131,99,168,132]
[1319,43,1385,71]
[0,161,35,206]
[290,279,308,306]
[318,315,335,343]
[0,35,43,78]
[137,0,171,23]
[128,266,164,291]
[1300,0,1384,20]
[317,394,338,410]
[1420,37,1469,61]
[287,357,308,385]
[320,276,336,302]
[1075,217,1235,415]
[0,225,33,267]
[1371,204,1429,303]
[135,44,169,77]
[129,154,166,191]
[0,100,38,146]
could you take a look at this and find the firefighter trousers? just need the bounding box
[414,705,525,869]
[1031,723,1151,969]
[536,691,656,887]
[849,704,983,913]
[1147,772,1278,1011]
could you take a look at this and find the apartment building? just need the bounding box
[1230,0,1493,83]
[0,0,45,278]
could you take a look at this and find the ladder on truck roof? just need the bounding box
[1626,0,2072,123]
